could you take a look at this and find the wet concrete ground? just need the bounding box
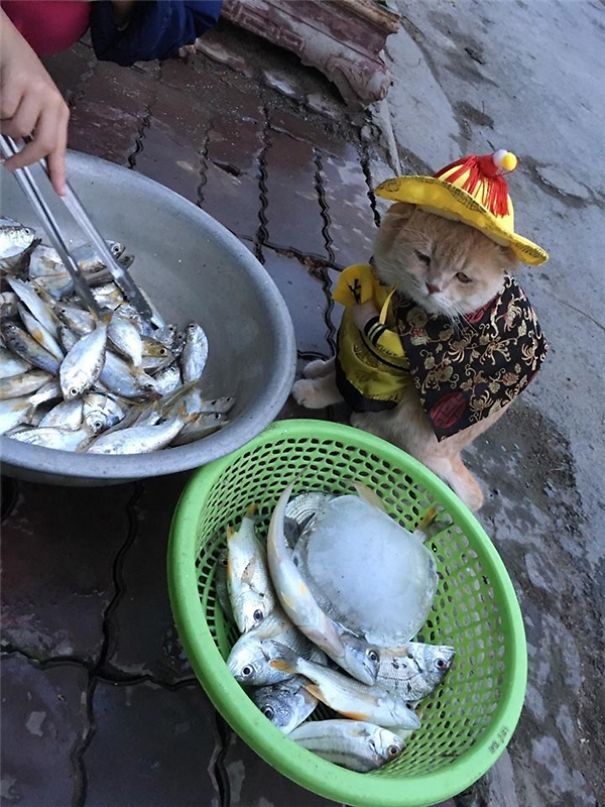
[1,3,604,806]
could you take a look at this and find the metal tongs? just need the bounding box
[0,135,163,326]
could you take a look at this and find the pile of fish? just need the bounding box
[218,484,455,773]
[0,217,234,453]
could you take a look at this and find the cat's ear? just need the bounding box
[385,202,416,223]
[376,203,416,250]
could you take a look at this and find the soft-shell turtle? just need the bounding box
[286,488,438,647]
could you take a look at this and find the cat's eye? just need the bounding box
[414,250,431,265]
[456,272,472,284]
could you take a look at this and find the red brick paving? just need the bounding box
[1,482,132,662]
[0,655,89,806]
[0,35,461,807]
[263,129,328,258]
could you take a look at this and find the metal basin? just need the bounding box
[0,151,296,485]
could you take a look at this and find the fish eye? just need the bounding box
[261,706,274,720]
[414,250,431,265]
[387,744,400,758]
[368,649,379,663]
[436,658,447,669]
[456,271,472,284]
[241,665,254,678]
[70,388,79,398]
[253,609,264,623]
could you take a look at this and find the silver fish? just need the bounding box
[98,351,158,400]
[141,335,173,358]
[0,217,38,272]
[17,303,64,361]
[0,387,52,434]
[108,311,143,366]
[376,643,455,702]
[171,412,227,446]
[267,484,380,686]
[27,244,65,277]
[33,267,114,300]
[197,396,235,414]
[91,282,125,311]
[28,240,124,277]
[1,321,60,374]
[6,277,58,337]
[289,720,404,772]
[10,423,93,451]
[82,393,125,434]
[153,323,178,348]
[227,607,317,686]
[58,325,79,353]
[180,322,208,383]
[152,363,181,396]
[0,291,17,318]
[116,303,153,336]
[0,347,31,379]
[0,397,35,434]
[38,398,84,430]
[87,416,184,454]
[252,676,318,735]
[0,369,52,401]
[215,550,234,622]
[285,491,335,544]
[0,381,60,434]
[59,322,108,400]
[272,651,420,730]
[226,505,275,633]
[55,303,95,336]
[71,240,125,272]
[141,354,175,373]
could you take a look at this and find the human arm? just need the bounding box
[0,9,69,194]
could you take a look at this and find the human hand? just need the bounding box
[0,10,69,195]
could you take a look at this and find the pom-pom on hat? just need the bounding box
[375,150,548,265]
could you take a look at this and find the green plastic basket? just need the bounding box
[168,420,527,807]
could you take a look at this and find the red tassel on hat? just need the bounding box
[434,153,511,217]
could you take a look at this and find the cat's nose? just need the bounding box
[426,282,441,294]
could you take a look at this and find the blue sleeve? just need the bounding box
[91,0,222,66]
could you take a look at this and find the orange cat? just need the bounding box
[293,202,546,510]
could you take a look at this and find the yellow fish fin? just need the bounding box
[353,482,386,512]
[270,658,294,673]
[340,710,370,722]
[417,506,438,533]
[302,683,325,702]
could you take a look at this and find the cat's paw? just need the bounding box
[452,467,484,511]
[302,359,330,379]
[292,379,324,409]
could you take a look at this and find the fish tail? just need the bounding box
[353,482,386,512]
[417,506,438,532]
[226,524,236,540]
[245,503,258,517]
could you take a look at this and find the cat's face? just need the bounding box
[373,203,517,317]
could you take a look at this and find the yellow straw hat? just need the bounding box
[375,149,548,265]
